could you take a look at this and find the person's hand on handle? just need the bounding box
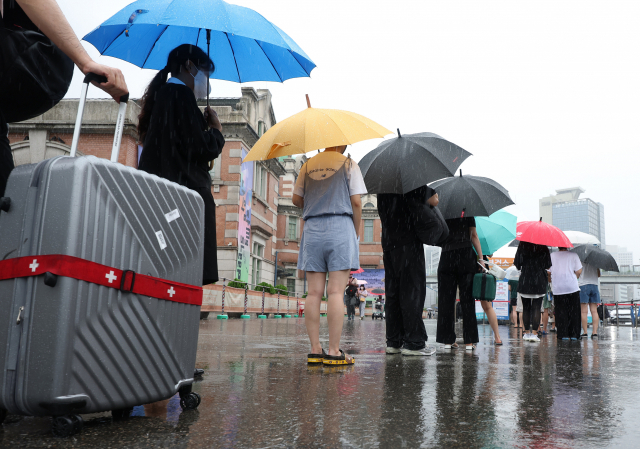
[81,61,128,102]
[204,107,222,131]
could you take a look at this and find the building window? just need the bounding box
[364,202,375,208]
[258,120,265,137]
[252,242,264,285]
[287,278,296,294]
[364,220,374,243]
[288,216,297,240]
[254,163,267,199]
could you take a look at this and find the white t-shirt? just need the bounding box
[294,152,367,198]
[579,263,599,287]
[550,251,583,295]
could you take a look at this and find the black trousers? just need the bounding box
[346,303,356,318]
[193,186,218,285]
[436,247,479,345]
[555,292,581,339]
[384,241,427,350]
[0,112,14,198]
[522,296,543,332]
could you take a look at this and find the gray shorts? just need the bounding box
[297,215,359,272]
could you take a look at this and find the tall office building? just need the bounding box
[539,187,605,246]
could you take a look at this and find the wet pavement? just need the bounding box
[3,318,640,448]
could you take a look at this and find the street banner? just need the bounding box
[496,280,509,301]
[489,257,514,269]
[492,301,510,320]
[357,269,385,290]
[236,147,253,282]
[475,300,485,319]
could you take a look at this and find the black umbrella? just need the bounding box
[429,171,514,219]
[570,245,619,271]
[359,130,471,194]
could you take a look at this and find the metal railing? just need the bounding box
[214,278,301,319]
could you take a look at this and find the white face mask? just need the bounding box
[191,67,211,99]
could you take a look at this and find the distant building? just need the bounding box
[539,187,605,246]
[601,245,635,303]
[424,246,441,276]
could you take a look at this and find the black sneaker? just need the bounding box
[580,333,588,338]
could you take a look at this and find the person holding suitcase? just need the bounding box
[137,44,225,286]
[0,0,128,198]
[436,216,485,351]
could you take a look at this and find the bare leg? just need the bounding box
[305,272,326,354]
[518,312,523,329]
[590,302,599,334]
[511,308,517,326]
[542,308,549,332]
[581,303,589,334]
[481,301,501,343]
[326,270,350,357]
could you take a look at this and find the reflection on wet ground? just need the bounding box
[3,319,640,448]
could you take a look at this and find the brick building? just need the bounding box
[7,88,383,296]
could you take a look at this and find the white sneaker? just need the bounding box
[529,334,540,342]
[401,346,436,356]
[385,347,401,354]
[523,333,532,341]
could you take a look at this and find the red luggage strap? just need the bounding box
[0,255,203,306]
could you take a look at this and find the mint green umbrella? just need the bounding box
[475,210,516,256]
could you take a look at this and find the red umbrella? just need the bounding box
[516,219,573,248]
[350,268,364,274]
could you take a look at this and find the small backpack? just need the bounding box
[346,284,358,297]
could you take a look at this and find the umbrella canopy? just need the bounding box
[563,230,601,246]
[83,0,315,83]
[475,210,517,256]
[369,288,385,296]
[358,131,471,194]
[429,171,514,219]
[350,268,364,275]
[243,98,391,162]
[356,280,368,285]
[516,219,573,248]
[570,245,619,271]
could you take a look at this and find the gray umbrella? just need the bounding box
[358,130,471,194]
[429,171,514,219]
[570,245,619,271]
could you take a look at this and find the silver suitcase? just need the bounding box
[0,75,205,436]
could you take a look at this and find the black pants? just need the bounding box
[384,241,427,350]
[193,186,218,285]
[436,247,479,345]
[555,292,581,339]
[0,111,14,198]
[522,296,543,332]
[346,303,356,319]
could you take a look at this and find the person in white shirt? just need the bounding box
[579,262,601,338]
[549,248,583,340]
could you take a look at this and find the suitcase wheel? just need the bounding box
[51,414,82,438]
[180,392,201,411]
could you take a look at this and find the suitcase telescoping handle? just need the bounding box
[69,73,130,162]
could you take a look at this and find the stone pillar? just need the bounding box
[28,129,47,163]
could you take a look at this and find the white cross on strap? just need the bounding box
[29,259,39,272]
[105,271,118,283]
[167,286,176,298]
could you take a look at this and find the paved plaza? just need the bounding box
[2,318,640,448]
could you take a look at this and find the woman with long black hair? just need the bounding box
[138,44,225,285]
[514,242,552,342]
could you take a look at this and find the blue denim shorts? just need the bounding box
[579,284,600,304]
[297,215,359,273]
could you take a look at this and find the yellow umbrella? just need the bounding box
[243,96,392,162]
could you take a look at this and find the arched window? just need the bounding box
[364,202,375,208]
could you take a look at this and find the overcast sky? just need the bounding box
[61,0,640,262]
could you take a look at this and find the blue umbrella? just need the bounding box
[475,210,517,256]
[82,0,315,84]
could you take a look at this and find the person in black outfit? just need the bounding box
[378,186,447,356]
[1,0,127,198]
[436,215,485,350]
[514,242,551,342]
[137,45,225,286]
